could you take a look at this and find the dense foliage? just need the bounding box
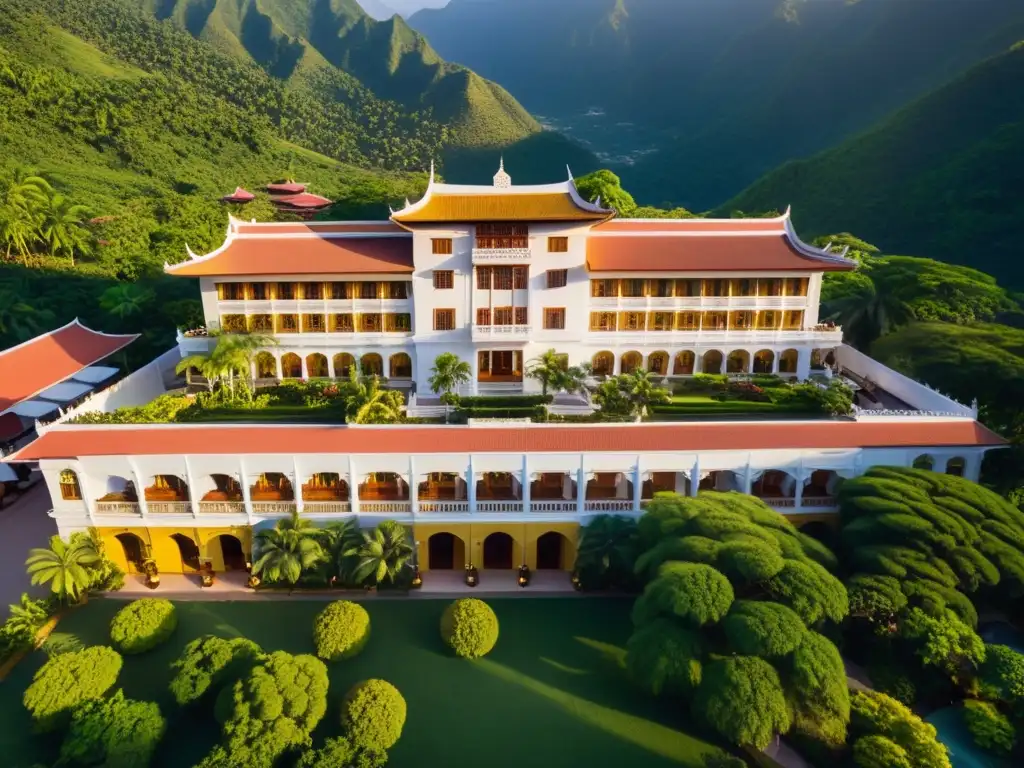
[627,492,849,749]
[440,598,500,659]
[848,690,950,768]
[963,698,1016,755]
[168,635,263,707]
[313,601,371,662]
[109,598,177,654]
[340,679,407,751]
[575,515,641,590]
[22,646,123,731]
[295,737,385,768]
[60,689,165,768]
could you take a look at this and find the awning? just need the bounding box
[37,381,95,403]
[8,401,60,418]
[71,366,119,384]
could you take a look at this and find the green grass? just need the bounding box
[654,392,821,419]
[183,404,345,424]
[0,598,730,768]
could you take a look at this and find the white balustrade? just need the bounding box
[198,501,246,515]
[800,496,837,508]
[251,501,297,515]
[471,247,531,262]
[418,500,471,513]
[95,501,142,516]
[476,501,524,513]
[302,501,352,514]
[762,498,796,508]
[582,500,634,512]
[530,501,577,513]
[360,501,412,514]
[147,501,192,515]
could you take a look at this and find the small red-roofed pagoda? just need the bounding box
[221,187,255,204]
[271,192,334,218]
[265,181,307,195]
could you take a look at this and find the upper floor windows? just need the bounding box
[434,309,455,331]
[432,238,453,255]
[546,269,568,289]
[276,282,297,300]
[477,266,528,290]
[585,309,805,333]
[547,236,568,253]
[216,281,409,302]
[433,270,454,290]
[476,223,528,250]
[59,469,82,501]
[543,308,566,329]
[217,283,245,301]
[304,283,324,300]
[587,277,808,299]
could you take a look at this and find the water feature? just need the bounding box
[926,706,1008,768]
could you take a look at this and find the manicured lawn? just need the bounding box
[0,598,730,768]
[655,393,820,419]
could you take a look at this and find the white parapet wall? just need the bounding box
[835,344,974,416]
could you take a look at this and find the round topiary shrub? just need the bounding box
[440,598,498,658]
[109,598,177,654]
[341,679,406,751]
[313,601,371,661]
[23,646,123,732]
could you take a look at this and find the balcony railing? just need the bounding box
[583,500,634,512]
[762,498,796,508]
[799,496,838,508]
[198,501,246,515]
[418,501,471,513]
[471,247,530,262]
[586,327,843,344]
[147,501,192,515]
[252,501,297,515]
[472,324,531,341]
[530,500,577,513]
[360,501,412,514]
[95,501,141,516]
[303,501,352,514]
[590,296,808,310]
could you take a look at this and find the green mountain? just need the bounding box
[411,0,1024,208]
[719,43,1024,290]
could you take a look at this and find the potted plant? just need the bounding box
[141,558,160,589]
[465,563,478,587]
[411,566,423,589]
[518,564,530,588]
[200,561,215,587]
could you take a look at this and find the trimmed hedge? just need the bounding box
[454,395,552,407]
[169,635,263,706]
[440,598,499,658]
[313,601,371,661]
[60,690,165,768]
[341,679,407,751]
[23,646,123,732]
[453,405,546,421]
[109,598,178,654]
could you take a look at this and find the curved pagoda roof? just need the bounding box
[390,163,613,224]
[266,182,307,194]
[221,187,255,203]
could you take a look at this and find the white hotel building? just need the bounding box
[3,165,1004,578]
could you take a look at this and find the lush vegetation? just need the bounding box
[626,491,849,750]
[168,635,263,707]
[340,679,407,751]
[22,646,123,732]
[61,689,165,768]
[25,531,124,605]
[109,599,178,655]
[848,690,950,768]
[440,598,500,659]
[313,601,371,662]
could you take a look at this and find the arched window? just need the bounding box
[389,353,412,379]
[333,353,355,378]
[702,350,723,374]
[306,353,328,378]
[592,351,614,376]
[673,351,695,375]
[779,349,799,374]
[621,351,642,374]
[251,472,294,501]
[361,353,384,377]
[647,351,669,376]
[913,454,934,472]
[753,349,774,374]
[255,352,276,379]
[281,353,302,379]
[726,350,750,374]
[945,457,966,477]
[59,469,82,501]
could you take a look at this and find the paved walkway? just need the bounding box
[0,484,57,618]
[109,568,578,601]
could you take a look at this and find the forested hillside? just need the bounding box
[412,0,1024,208]
[720,43,1024,289]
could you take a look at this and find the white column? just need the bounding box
[239,458,254,523]
[796,348,812,381]
[300,355,309,379]
[694,352,703,375]
[576,461,586,514]
[467,455,477,512]
[690,456,700,497]
[348,456,360,515]
[128,459,149,519]
[409,456,418,516]
[183,455,199,518]
[632,462,643,511]
[562,473,573,501]
[613,354,622,376]
[470,353,479,396]
[674,471,687,496]
[795,472,805,509]
[327,355,336,379]
[250,361,258,382]
[771,351,780,374]
[293,457,304,514]
[275,354,283,380]
[748,353,756,375]
[743,461,753,495]
[78,466,96,525]
[521,456,531,513]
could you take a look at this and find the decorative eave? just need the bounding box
[781,209,859,270]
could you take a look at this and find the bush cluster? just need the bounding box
[452,394,553,408]
[848,690,950,768]
[60,690,165,768]
[169,635,263,706]
[109,598,178,654]
[341,679,407,751]
[440,598,499,658]
[963,699,1016,755]
[313,601,371,661]
[23,646,123,731]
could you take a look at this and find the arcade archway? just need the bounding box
[483,532,514,569]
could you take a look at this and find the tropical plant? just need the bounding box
[527,349,566,396]
[295,737,385,768]
[343,367,403,424]
[440,598,499,658]
[316,519,364,584]
[0,282,55,341]
[593,370,670,420]
[313,601,371,661]
[0,166,50,261]
[340,679,407,751]
[823,274,915,351]
[977,644,1024,712]
[3,594,51,645]
[345,521,413,587]
[169,635,264,707]
[38,192,91,264]
[26,535,100,604]
[176,332,276,398]
[575,514,640,589]
[428,352,471,421]
[23,646,123,732]
[100,283,155,320]
[60,690,165,768]
[252,511,325,587]
[109,598,178,654]
[848,690,951,768]
[963,699,1016,755]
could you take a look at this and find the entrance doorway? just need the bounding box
[217,535,247,570]
[478,351,523,382]
[171,533,201,572]
[483,532,514,569]
[429,533,456,570]
[536,532,565,570]
[116,533,146,573]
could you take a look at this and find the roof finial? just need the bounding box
[566,165,575,181]
[493,156,512,188]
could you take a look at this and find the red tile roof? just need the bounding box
[221,187,255,203]
[587,233,855,272]
[0,320,137,414]
[6,420,1004,462]
[165,235,413,277]
[593,218,787,233]
[266,182,306,194]
[273,192,333,209]
[232,222,403,236]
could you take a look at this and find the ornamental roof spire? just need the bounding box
[493,156,512,188]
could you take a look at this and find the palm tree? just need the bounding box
[0,282,55,341]
[4,594,49,642]
[343,367,404,424]
[100,283,155,320]
[25,535,99,604]
[38,192,92,264]
[345,520,413,587]
[576,515,640,589]
[428,352,471,422]
[0,167,50,261]
[252,511,324,588]
[175,332,276,398]
[527,349,565,396]
[316,518,364,584]
[621,369,671,420]
[823,281,915,352]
